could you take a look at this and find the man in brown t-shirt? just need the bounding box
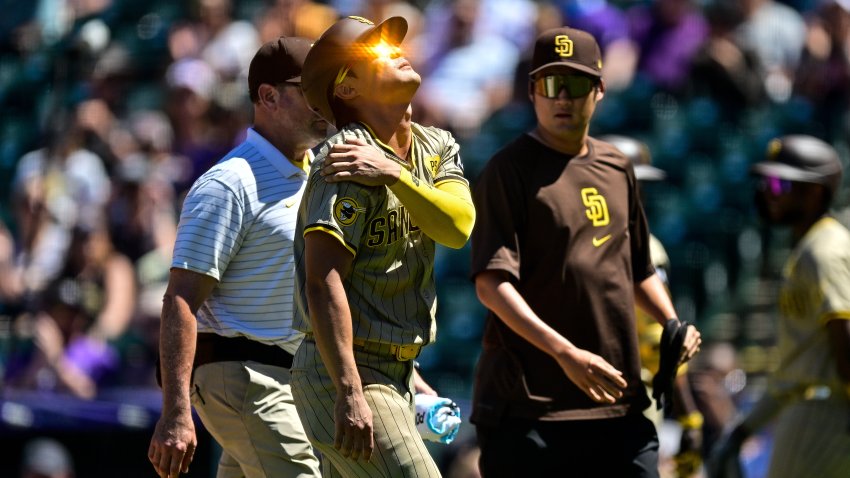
[469,27,702,477]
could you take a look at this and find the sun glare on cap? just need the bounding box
[367,41,401,59]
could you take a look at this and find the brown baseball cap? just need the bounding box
[530,27,603,78]
[248,36,312,102]
[751,135,843,196]
[301,15,408,125]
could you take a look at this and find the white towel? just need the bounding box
[414,394,462,445]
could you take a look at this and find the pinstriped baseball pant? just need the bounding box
[291,338,442,478]
[766,398,850,478]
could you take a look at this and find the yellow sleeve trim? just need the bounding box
[304,225,356,256]
[434,177,469,188]
[821,311,850,324]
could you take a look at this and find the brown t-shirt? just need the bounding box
[470,134,655,424]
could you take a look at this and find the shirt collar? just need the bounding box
[246,128,308,179]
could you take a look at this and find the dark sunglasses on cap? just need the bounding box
[533,74,597,99]
[756,175,793,196]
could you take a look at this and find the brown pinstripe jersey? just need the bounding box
[293,121,468,346]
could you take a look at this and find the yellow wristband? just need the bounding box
[678,412,704,430]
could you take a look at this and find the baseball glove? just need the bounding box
[652,318,688,411]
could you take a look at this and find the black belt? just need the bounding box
[156,334,294,388]
[194,333,294,369]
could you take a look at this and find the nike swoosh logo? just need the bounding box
[592,234,612,247]
[285,198,298,208]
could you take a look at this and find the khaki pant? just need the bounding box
[291,339,442,478]
[191,360,321,478]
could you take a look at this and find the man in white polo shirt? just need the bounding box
[147,37,327,478]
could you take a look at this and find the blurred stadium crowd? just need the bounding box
[1,0,850,476]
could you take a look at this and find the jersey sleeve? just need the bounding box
[470,154,523,281]
[816,248,850,322]
[301,172,374,256]
[172,176,245,280]
[430,127,469,187]
[627,163,656,282]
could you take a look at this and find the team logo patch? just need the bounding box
[334,197,364,226]
[581,187,609,226]
[555,35,573,58]
[426,155,440,178]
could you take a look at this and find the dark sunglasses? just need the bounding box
[756,175,793,196]
[533,74,597,99]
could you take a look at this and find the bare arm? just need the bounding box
[92,254,136,340]
[634,273,701,363]
[304,231,374,462]
[634,273,676,323]
[413,367,437,396]
[475,270,626,403]
[149,268,216,478]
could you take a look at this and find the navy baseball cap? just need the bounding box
[301,16,408,125]
[751,135,842,196]
[530,27,603,78]
[248,36,312,102]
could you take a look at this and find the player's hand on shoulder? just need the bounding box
[334,387,375,462]
[323,136,401,186]
[556,348,627,404]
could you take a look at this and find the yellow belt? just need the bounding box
[352,337,422,361]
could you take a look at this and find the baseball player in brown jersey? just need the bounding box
[709,135,850,478]
[469,27,701,478]
[289,15,475,478]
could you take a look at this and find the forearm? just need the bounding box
[635,273,677,325]
[306,276,362,392]
[93,258,136,340]
[54,359,96,399]
[304,231,362,392]
[159,294,197,414]
[475,272,574,359]
[389,171,475,249]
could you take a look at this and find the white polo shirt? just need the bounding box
[172,128,310,355]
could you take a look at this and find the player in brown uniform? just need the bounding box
[709,135,850,478]
[290,15,475,478]
[469,27,701,477]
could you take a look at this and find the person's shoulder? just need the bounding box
[412,122,456,145]
[189,142,265,194]
[809,218,850,256]
[206,152,255,182]
[589,137,630,166]
[473,135,540,187]
[309,128,351,162]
